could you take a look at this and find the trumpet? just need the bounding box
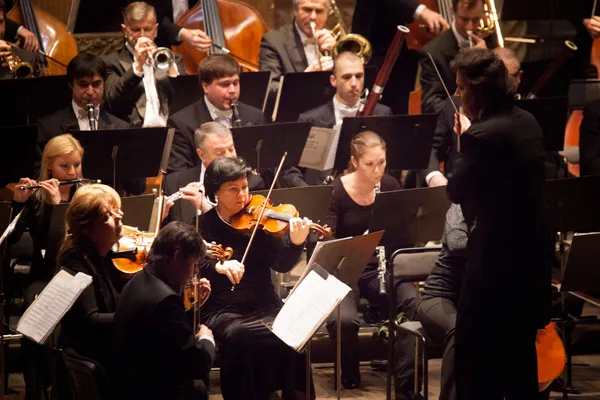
[0,48,34,79]
[328,0,372,64]
[152,47,175,71]
[309,21,324,70]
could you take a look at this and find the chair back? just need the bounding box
[59,348,110,400]
[391,247,441,283]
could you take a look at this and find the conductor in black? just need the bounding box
[447,48,551,400]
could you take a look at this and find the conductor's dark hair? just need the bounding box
[66,53,108,85]
[147,221,206,265]
[0,1,5,14]
[451,48,512,114]
[198,54,240,85]
[204,157,252,202]
[451,0,483,10]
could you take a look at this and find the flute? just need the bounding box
[19,178,99,190]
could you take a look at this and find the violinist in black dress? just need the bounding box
[198,156,314,400]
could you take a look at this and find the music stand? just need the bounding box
[334,114,437,176]
[251,186,334,224]
[298,231,384,398]
[272,66,377,123]
[170,71,271,114]
[70,127,174,189]
[367,187,451,398]
[0,201,15,396]
[120,194,155,232]
[0,125,38,187]
[516,97,567,152]
[561,233,600,295]
[231,122,312,171]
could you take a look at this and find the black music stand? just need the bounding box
[0,201,14,396]
[70,127,174,189]
[170,71,271,114]
[516,97,568,152]
[334,114,437,181]
[231,122,312,171]
[272,66,377,123]
[0,125,38,187]
[297,231,384,397]
[544,175,600,395]
[561,232,600,295]
[120,194,155,232]
[251,186,334,224]
[367,187,452,398]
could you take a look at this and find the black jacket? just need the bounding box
[103,46,185,127]
[113,264,215,400]
[259,23,308,89]
[163,165,265,224]
[298,100,392,185]
[167,99,266,173]
[447,104,550,327]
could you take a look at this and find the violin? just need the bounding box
[230,194,333,238]
[183,242,233,311]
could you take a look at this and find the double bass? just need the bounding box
[7,0,78,75]
[173,0,268,74]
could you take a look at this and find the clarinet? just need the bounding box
[374,184,387,295]
[230,100,242,128]
[86,102,97,131]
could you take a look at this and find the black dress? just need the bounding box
[57,246,118,371]
[324,175,419,398]
[198,208,313,400]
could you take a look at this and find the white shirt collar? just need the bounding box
[72,100,99,130]
[204,96,232,122]
[332,96,359,126]
[452,22,469,48]
[295,21,311,43]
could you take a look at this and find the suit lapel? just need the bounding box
[320,101,336,128]
[98,110,116,130]
[120,47,148,119]
[284,23,308,72]
[61,106,81,132]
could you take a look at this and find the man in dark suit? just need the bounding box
[104,1,186,127]
[113,221,216,400]
[420,0,489,114]
[580,99,600,176]
[298,51,392,185]
[168,54,266,172]
[259,0,336,88]
[117,0,211,51]
[352,0,448,114]
[35,53,146,195]
[448,48,550,399]
[163,121,265,225]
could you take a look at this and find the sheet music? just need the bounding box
[17,270,92,344]
[272,266,350,351]
[298,126,337,171]
[0,209,23,246]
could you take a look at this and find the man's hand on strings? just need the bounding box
[467,32,487,49]
[419,8,449,35]
[197,277,211,307]
[195,324,214,342]
[584,17,600,39]
[454,113,471,136]
[180,28,212,52]
[289,217,312,246]
[215,260,245,284]
[16,27,39,53]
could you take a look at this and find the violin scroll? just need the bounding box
[204,241,233,262]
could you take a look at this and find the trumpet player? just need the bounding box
[260,0,336,87]
[104,1,185,127]
[0,1,37,79]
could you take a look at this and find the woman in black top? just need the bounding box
[56,183,123,371]
[325,131,418,397]
[198,157,314,400]
[9,134,84,398]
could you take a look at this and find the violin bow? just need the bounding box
[232,152,288,291]
[425,51,462,152]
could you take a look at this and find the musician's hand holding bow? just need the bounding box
[180,28,212,52]
[216,260,245,284]
[289,217,312,246]
[195,324,214,343]
[197,278,211,307]
[454,113,471,136]
[584,17,600,39]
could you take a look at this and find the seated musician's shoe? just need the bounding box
[332,374,361,390]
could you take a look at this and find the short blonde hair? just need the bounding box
[37,134,84,204]
[57,184,121,266]
[123,1,156,24]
